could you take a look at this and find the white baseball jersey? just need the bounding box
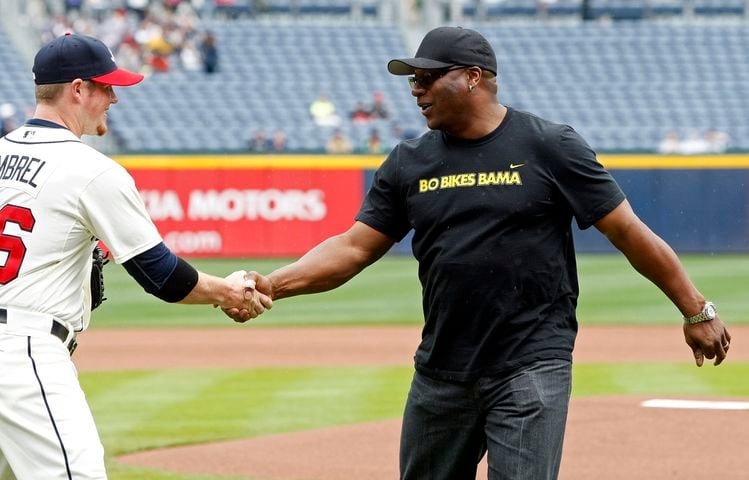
[0,123,162,331]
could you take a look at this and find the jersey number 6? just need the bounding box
[0,204,35,284]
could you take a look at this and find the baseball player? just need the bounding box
[0,33,271,479]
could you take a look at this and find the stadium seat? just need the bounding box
[4,12,749,154]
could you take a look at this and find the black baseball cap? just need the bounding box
[33,33,144,86]
[388,26,497,76]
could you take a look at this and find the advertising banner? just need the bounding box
[130,168,363,257]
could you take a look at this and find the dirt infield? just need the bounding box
[74,325,749,479]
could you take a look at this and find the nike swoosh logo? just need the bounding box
[509,163,525,169]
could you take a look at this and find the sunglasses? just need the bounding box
[407,66,468,89]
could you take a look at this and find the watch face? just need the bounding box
[706,304,716,319]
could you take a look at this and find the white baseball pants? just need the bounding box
[0,329,106,479]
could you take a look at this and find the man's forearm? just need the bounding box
[611,220,705,316]
[268,234,371,300]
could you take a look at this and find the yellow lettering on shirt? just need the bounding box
[478,171,522,186]
[439,173,476,189]
[417,171,521,193]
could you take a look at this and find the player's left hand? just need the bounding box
[683,315,731,367]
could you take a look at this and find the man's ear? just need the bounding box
[70,78,85,98]
[468,67,482,86]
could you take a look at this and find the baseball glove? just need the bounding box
[91,245,109,310]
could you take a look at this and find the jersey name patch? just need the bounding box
[0,154,47,188]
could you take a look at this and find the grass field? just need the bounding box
[89,363,749,479]
[82,253,749,479]
[93,253,749,328]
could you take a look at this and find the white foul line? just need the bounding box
[641,399,749,410]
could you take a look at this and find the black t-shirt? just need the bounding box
[356,107,625,382]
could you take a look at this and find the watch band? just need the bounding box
[683,301,716,325]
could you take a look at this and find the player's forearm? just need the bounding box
[179,271,245,308]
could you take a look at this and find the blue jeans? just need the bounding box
[400,358,572,480]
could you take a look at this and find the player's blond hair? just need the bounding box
[35,81,99,104]
[35,83,66,103]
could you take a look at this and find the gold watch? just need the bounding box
[683,302,717,325]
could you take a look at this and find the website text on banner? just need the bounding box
[130,169,362,257]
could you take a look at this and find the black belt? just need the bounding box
[0,308,77,354]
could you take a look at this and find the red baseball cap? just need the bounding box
[33,33,144,86]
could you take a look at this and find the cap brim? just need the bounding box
[387,58,456,75]
[91,68,144,86]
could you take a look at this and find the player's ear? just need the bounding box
[70,78,85,97]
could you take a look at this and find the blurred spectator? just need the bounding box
[537,0,558,17]
[86,0,112,20]
[350,102,371,124]
[248,129,272,152]
[365,128,384,154]
[326,128,353,154]
[310,93,341,127]
[180,39,203,70]
[581,0,594,20]
[679,130,710,155]
[116,42,144,73]
[164,0,185,11]
[391,121,421,142]
[704,129,730,153]
[126,0,150,20]
[213,0,253,18]
[658,129,730,155]
[135,16,174,72]
[367,90,389,120]
[98,8,130,49]
[657,130,681,154]
[42,13,75,44]
[200,31,219,73]
[40,1,204,78]
[65,0,83,13]
[1,103,18,138]
[270,129,288,152]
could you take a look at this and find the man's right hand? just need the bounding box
[222,270,273,322]
[222,271,274,322]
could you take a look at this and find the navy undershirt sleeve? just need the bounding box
[122,242,199,302]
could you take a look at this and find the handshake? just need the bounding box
[219,270,274,323]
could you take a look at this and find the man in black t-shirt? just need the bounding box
[228,26,731,480]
